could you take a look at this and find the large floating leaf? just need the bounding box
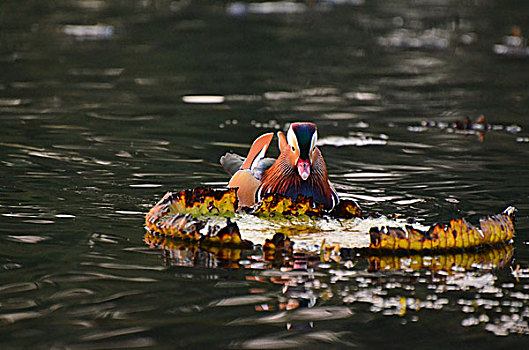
[369,207,516,251]
[145,187,515,254]
[145,188,250,247]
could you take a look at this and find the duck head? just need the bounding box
[283,122,318,180]
[256,121,338,209]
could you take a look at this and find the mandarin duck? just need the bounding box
[220,122,339,210]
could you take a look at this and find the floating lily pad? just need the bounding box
[145,187,515,254]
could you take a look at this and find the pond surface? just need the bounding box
[1,0,529,348]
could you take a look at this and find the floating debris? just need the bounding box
[410,115,522,141]
[493,26,529,58]
[453,115,488,131]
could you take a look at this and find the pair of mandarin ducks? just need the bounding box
[220,122,339,210]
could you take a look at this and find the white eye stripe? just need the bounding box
[310,130,318,153]
[287,126,298,152]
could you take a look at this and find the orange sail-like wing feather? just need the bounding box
[240,132,274,170]
[228,132,274,208]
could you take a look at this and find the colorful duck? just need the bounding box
[220,122,339,210]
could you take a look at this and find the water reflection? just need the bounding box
[62,25,115,40]
[182,95,225,104]
[145,229,514,273]
[377,27,474,50]
[231,329,354,349]
[145,228,524,339]
[366,245,513,272]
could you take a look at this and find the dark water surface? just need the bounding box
[1,0,529,348]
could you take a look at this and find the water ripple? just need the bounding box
[318,135,387,147]
[48,288,95,301]
[0,311,42,325]
[62,24,114,40]
[68,337,156,349]
[45,271,157,283]
[229,306,353,325]
[81,326,150,341]
[0,282,38,295]
[80,262,167,272]
[68,68,124,77]
[6,235,51,244]
[182,95,225,104]
[212,295,272,307]
[232,330,352,349]
[87,112,158,121]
